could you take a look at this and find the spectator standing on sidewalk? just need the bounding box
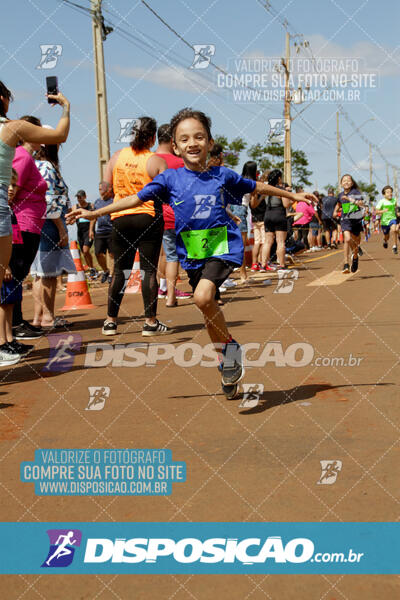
[74,189,96,280]
[155,123,191,306]
[89,182,114,284]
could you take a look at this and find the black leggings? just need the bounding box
[108,213,163,319]
[12,231,41,326]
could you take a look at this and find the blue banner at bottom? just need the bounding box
[0,523,398,574]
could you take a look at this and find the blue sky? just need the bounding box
[2,0,399,201]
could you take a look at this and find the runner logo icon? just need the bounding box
[274,269,299,294]
[86,386,110,410]
[268,119,289,144]
[190,44,215,69]
[239,383,264,409]
[116,118,140,143]
[37,45,62,69]
[192,195,216,219]
[317,460,342,485]
[42,333,82,373]
[41,529,82,568]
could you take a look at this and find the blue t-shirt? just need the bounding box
[94,197,113,235]
[137,166,256,270]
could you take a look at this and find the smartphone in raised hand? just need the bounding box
[46,76,59,104]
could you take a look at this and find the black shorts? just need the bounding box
[264,210,288,233]
[341,219,363,236]
[186,258,236,292]
[77,223,93,250]
[322,218,336,232]
[95,234,113,255]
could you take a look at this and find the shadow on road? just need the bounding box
[239,382,393,415]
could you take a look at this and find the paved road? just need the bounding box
[1,235,399,598]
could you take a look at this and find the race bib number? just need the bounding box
[341,201,364,220]
[181,226,229,259]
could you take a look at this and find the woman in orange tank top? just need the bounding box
[101,117,169,337]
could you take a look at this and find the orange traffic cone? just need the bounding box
[61,241,96,310]
[125,251,142,294]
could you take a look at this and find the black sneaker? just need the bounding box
[142,319,172,337]
[13,323,44,340]
[222,381,239,400]
[102,320,117,336]
[89,268,98,280]
[0,343,20,367]
[358,246,363,256]
[8,340,34,355]
[383,241,388,249]
[22,320,43,333]
[351,253,359,273]
[100,270,110,284]
[342,263,350,274]
[393,246,398,255]
[221,340,244,386]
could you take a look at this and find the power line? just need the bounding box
[255,0,399,173]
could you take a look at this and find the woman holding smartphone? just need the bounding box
[0,81,70,299]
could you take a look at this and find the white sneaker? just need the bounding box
[0,343,21,367]
[222,278,237,288]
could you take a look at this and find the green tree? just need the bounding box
[213,135,247,169]
[357,181,379,203]
[247,142,312,187]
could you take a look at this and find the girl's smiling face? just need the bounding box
[384,187,393,200]
[341,175,353,193]
[173,117,214,171]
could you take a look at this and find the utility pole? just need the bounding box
[283,32,292,187]
[369,144,372,187]
[336,112,340,193]
[91,0,112,180]
[386,164,390,185]
[393,168,398,199]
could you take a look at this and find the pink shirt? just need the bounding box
[295,201,315,225]
[12,146,47,234]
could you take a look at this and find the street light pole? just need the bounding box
[283,32,292,187]
[91,0,111,180]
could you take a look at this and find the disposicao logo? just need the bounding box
[83,536,314,564]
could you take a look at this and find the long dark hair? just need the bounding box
[35,144,59,168]
[130,117,157,151]
[242,160,257,181]
[0,81,13,118]
[267,168,282,187]
[16,115,41,146]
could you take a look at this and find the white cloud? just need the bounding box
[113,64,213,93]
[304,35,400,77]
[246,35,400,77]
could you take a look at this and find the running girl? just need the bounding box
[334,174,365,274]
[67,108,316,396]
[375,185,398,254]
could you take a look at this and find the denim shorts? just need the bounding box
[162,228,178,262]
[230,205,248,233]
[0,184,12,237]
